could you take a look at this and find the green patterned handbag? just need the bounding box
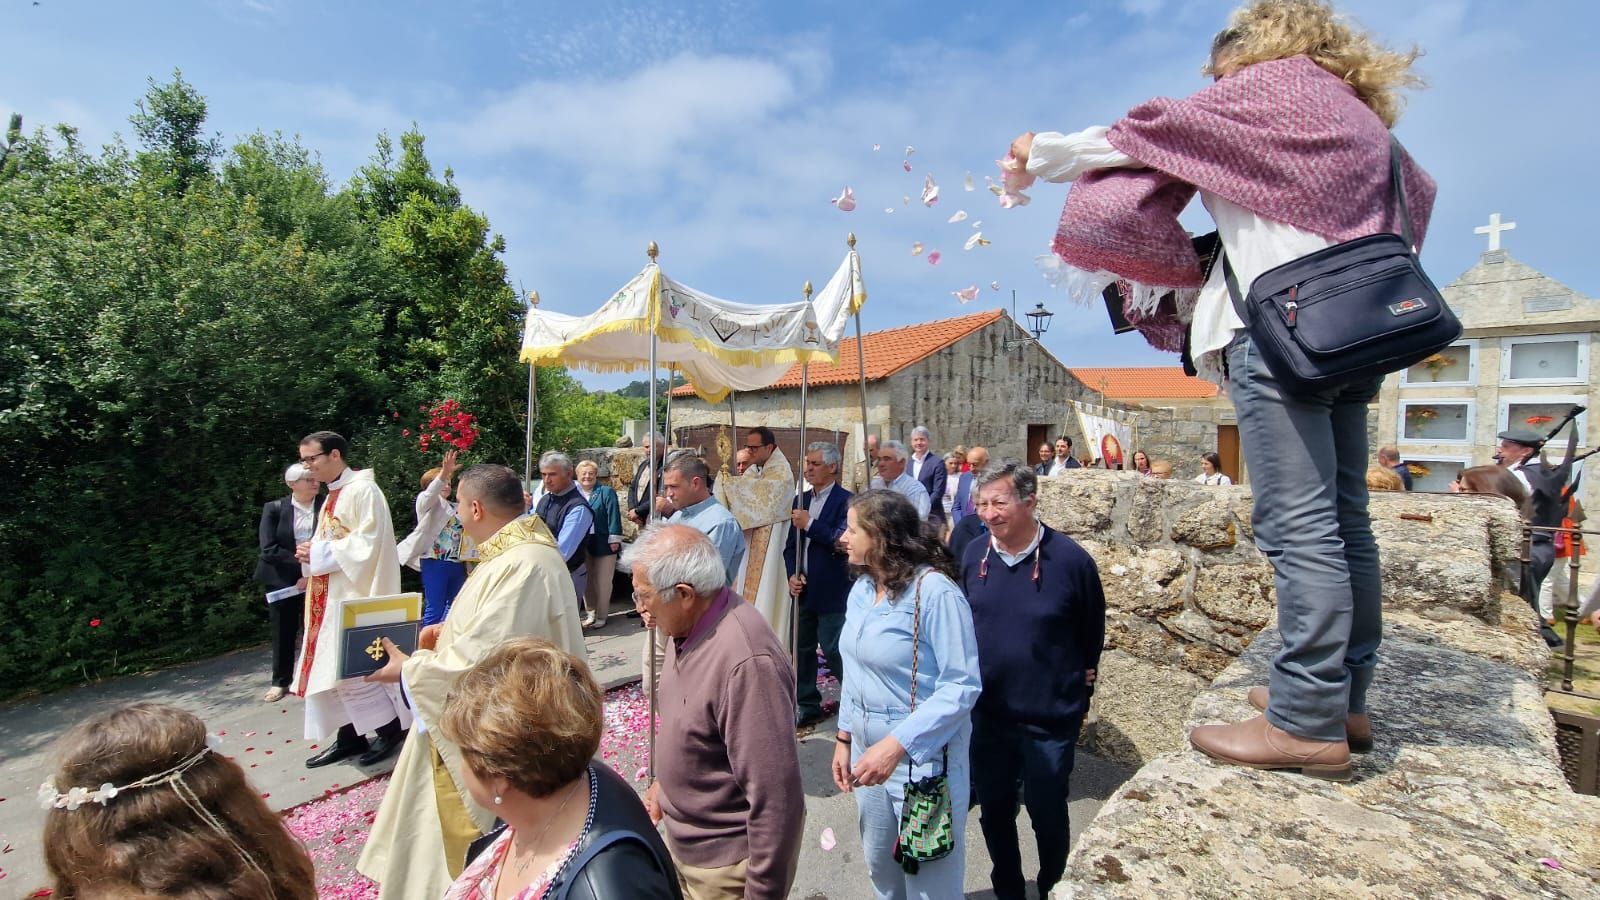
[891,573,955,874]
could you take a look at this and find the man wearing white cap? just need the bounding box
[253,463,323,702]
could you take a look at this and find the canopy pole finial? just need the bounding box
[846,232,856,249]
[647,241,659,261]
[528,290,540,307]
[803,280,813,300]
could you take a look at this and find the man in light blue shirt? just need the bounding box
[870,439,932,519]
[662,454,746,585]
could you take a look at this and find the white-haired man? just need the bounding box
[908,425,948,526]
[535,450,594,605]
[872,439,931,519]
[627,523,804,900]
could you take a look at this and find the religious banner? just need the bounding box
[1072,402,1134,469]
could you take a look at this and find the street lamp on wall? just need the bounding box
[1005,290,1054,350]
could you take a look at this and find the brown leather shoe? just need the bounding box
[1247,686,1373,754]
[1189,714,1352,781]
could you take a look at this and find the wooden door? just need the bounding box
[1217,424,1242,483]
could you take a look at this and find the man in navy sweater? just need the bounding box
[962,463,1105,900]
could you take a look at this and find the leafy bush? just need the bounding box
[0,74,639,699]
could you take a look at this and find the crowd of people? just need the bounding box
[43,2,1573,898]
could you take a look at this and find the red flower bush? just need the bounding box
[414,399,479,454]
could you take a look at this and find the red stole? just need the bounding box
[294,485,343,697]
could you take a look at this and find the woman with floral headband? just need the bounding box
[42,702,315,899]
[1010,0,1435,780]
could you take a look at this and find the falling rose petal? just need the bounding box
[902,160,913,173]
[990,281,1001,291]
[999,192,1031,209]
[927,251,942,266]
[921,173,939,207]
[871,143,880,151]
[902,196,910,205]
[985,175,1004,196]
[952,285,979,304]
[831,186,857,212]
[905,145,915,156]
[89,618,101,628]
[820,827,838,850]
[971,220,982,229]
[884,207,895,214]
[947,210,968,224]
[964,232,991,250]
[964,172,975,191]
[910,242,924,256]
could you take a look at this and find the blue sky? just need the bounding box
[6,0,1598,388]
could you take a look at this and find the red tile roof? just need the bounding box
[1067,367,1219,400]
[671,309,1007,396]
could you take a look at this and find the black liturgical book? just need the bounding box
[340,621,421,679]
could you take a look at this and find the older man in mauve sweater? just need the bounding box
[625,522,804,900]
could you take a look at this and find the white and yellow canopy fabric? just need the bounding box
[519,250,867,403]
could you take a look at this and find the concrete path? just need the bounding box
[0,614,1131,897]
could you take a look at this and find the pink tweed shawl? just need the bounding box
[1052,56,1437,291]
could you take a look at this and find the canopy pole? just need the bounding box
[645,241,660,783]
[524,291,540,487]
[728,391,738,467]
[849,234,871,477]
[664,364,675,448]
[793,280,813,673]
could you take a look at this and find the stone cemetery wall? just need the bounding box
[1032,471,1528,767]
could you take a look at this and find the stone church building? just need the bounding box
[1373,221,1598,511]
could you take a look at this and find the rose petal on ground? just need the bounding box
[820,827,837,850]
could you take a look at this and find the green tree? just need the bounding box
[0,76,608,698]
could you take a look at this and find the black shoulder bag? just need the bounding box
[1223,135,1461,396]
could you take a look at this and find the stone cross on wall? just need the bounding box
[1474,212,1516,252]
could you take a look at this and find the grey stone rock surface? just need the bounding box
[1083,650,1209,768]
[1054,613,1600,899]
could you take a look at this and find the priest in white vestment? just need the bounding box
[358,464,587,897]
[713,426,797,643]
[292,431,413,769]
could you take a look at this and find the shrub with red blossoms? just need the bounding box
[413,399,479,455]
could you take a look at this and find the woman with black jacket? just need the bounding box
[442,638,679,900]
[252,463,321,702]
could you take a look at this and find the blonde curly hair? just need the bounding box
[1204,0,1424,127]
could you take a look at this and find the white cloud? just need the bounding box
[452,53,805,171]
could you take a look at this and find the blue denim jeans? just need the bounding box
[1227,335,1384,742]
[849,700,970,900]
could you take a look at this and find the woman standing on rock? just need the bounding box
[1011,0,1434,780]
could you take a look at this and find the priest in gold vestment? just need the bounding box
[357,464,587,899]
[714,425,797,644]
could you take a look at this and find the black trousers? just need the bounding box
[971,711,1081,900]
[268,593,304,688]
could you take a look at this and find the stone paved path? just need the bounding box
[1,614,1131,897]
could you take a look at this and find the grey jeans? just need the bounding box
[1227,335,1384,742]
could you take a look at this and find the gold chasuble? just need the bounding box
[714,447,796,645]
[356,516,587,899]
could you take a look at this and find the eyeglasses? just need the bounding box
[631,582,689,604]
[298,451,328,465]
